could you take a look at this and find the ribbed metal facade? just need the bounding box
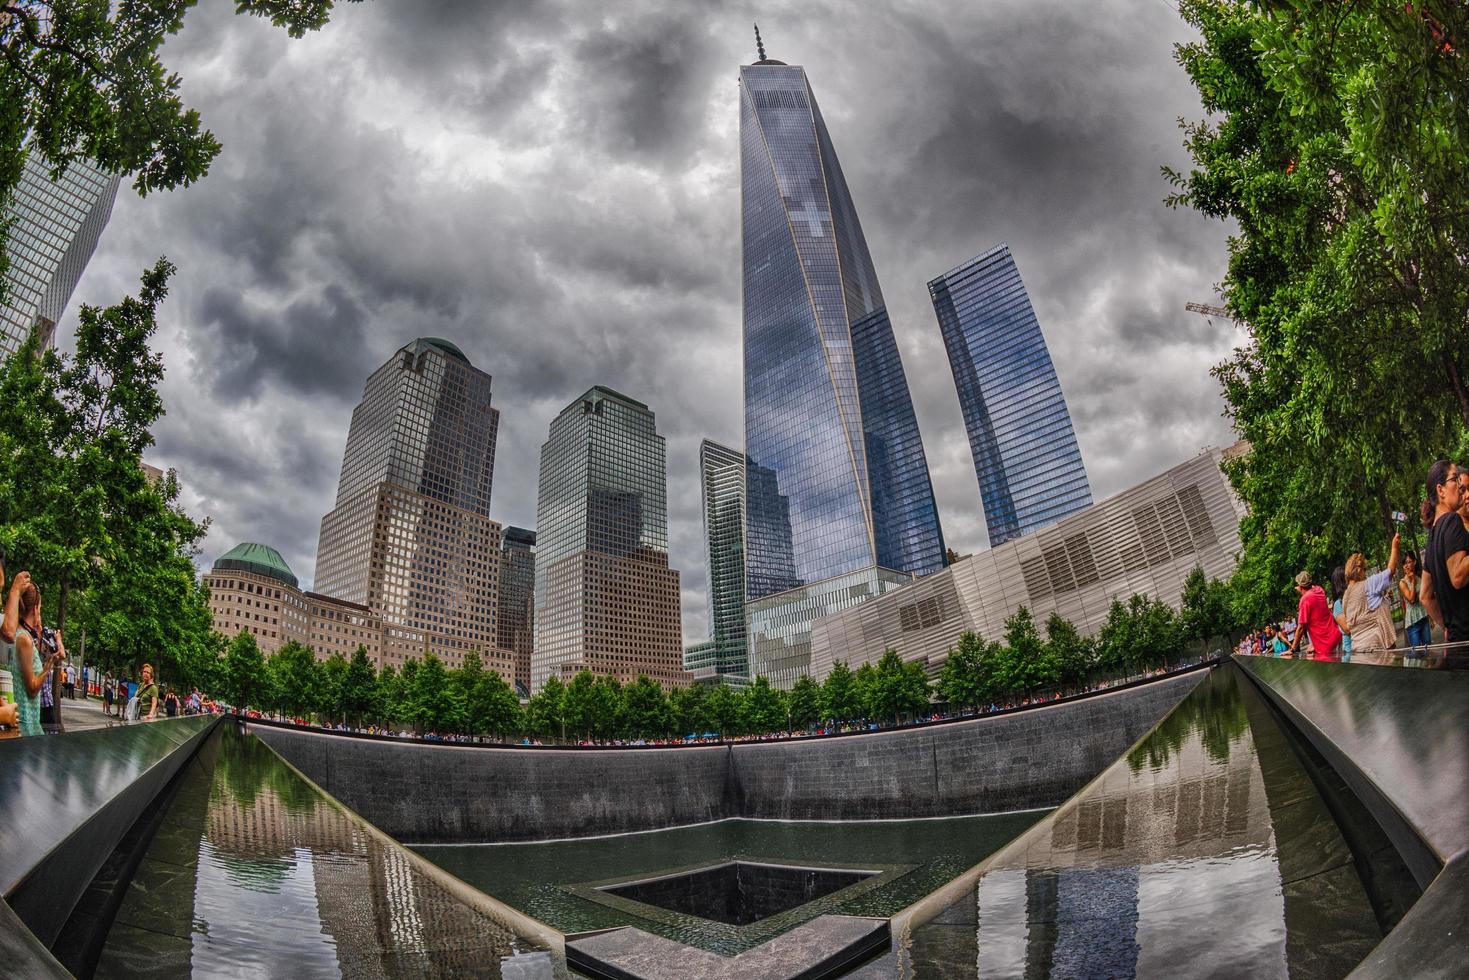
[810,445,1247,678]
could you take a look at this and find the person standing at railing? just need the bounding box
[1421,460,1469,645]
[1342,536,1400,658]
[1399,550,1430,648]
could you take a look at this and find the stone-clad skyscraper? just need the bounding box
[740,46,946,686]
[533,387,688,691]
[929,244,1091,547]
[314,338,513,677]
[0,154,122,354]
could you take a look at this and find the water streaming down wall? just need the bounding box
[251,670,1207,843]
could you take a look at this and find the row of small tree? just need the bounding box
[192,568,1233,743]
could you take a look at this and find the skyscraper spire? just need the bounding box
[754,23,765,62]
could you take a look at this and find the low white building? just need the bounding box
[809,444,1247,679]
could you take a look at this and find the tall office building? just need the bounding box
[532,387,688,691]
[1,153,122,354]
[314,338,513,678]
[740,45,946,686]
[929,243,1091,547]
[686,439,748,684]
[497,526,536,696]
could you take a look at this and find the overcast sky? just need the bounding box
[63,0,1238,644]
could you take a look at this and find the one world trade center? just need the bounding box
[741,36,946,686]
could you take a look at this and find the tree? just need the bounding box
[1098,594,1181,674]
[669,683,711,736]
[1,1,360,303]
[1179,567,1238,646]
[740,675,787,735]
[1045,614,1094,690]
[268,641,320,721]
[1167,1,1469,620]
[867,650,929,725]
[820,661,862,723]
[706,682,740,738]
[318,652,347,723]
[340,646,378,728]
[853,663,879,721]
[376,663,403,729]
[563,670,600,741]
[0,264,216,725]
[525,675,568,742]
[938,632,994,711]
[397,658,421,730]
[591,676,622,742]
[219,630,268,712]
[412,653,464,734]
[464,666,522,741]
[1003,607,1055,695]
[787,674,822,730]
[621,675,669,740]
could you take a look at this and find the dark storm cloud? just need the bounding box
[64,0,1236,641]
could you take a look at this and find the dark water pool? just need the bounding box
[904,665,1411,979]
[414,810,1043,956]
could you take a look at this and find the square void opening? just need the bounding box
[599,861,876,927]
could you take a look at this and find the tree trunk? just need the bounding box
[51,575,68,733]
[1446,355,1469,429]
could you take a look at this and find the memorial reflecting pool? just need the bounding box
[904,666,1414,978]
[82,664,1417,978]
[91,730,554,979]
[414,811,1043,955]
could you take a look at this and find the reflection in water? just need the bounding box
[94,729,554,979]
[417,811,1042,956]
[908,667,1386,979]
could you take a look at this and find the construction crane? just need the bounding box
[1185,302,1233,318]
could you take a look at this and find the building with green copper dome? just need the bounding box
[212,542,299,589]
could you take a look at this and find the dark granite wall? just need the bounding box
[253,670,1205,843]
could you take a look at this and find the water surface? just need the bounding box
[416,811,1043,955]
[905,666,1393,979]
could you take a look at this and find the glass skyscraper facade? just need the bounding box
[687,439,748,683]
[740,54,945,685]
[929,244,1091,547]
[532,387,687,691]
[497,526,536,696]
[1,153,122,354]
[314,338,514,678]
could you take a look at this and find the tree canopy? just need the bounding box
[1167,1,1469,622]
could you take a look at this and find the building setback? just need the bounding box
[497,526,536,696]
[686,439,749,684]
[929,243,1092,547]
[740,47,946,687]
[0,154,121,354]
[314,338,513,679]
[533,387,689,691]
[810,445,1247,679]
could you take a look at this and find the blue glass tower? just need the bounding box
[929,243,1091,547]
[741,47,945,684]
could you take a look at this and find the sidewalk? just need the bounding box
[50,695,121,733]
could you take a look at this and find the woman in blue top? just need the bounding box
[1330,566,1353,661]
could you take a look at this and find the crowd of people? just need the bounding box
[1242,459,1469,662]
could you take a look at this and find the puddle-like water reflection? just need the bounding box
[93,729,555,979]
[906,666,1388,979]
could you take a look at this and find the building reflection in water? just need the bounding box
[95,730,555,979]
[910,667,1385,979]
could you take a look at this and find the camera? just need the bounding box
[40,627,57,655]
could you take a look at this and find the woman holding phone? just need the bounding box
[10,581,64,737]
